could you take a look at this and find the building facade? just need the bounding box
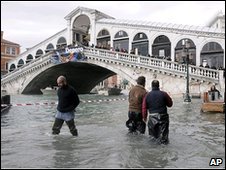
[1,31,20,77]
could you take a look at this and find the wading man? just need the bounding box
[52,75,80,136]
[142,80,173,144]
[126,76,147,134]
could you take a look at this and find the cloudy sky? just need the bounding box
[1,1,225,53]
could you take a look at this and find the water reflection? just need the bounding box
[52,135,78,168]
[123,134,169,168]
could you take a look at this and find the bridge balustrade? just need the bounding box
[1,47,221,86]
[84,47,220,83]
[1,52,53,83]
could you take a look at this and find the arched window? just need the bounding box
[96,29,111,49]
[152,35,171,59]
[132,32,149,56]
[174,39,196,65]
[17,59,24,68]
[72,14,90,45]
[97,29,110,37]
[35,49,44,58]
[56,37,67,49]
[9,64,16,72]
[45,43,54,53]
[113,30,129,52]
[26,54,33,63]
[200,42,223,68]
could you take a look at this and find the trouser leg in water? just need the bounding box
[52,118,64,135]
[148,113,169,144]
[66,119,78,136]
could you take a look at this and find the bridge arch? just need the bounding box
[19,61,115,94]
[19,57,138,95]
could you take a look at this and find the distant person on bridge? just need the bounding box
[142,80,173,144]
[126,76,147,134]
[208,85,221,101]
[52,75,80,136]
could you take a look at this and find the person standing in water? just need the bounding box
[142,80,173,144]
[52,75,80,136]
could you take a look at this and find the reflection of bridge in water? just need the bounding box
[1,47,225,95]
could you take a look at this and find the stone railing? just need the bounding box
[1,47,221,86]
[83,47,220,83]
[1,52,54,84]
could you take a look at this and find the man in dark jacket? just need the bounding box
[126,76,147,134]
[142,80,173,144]
[52,75,80,136]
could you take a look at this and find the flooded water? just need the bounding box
[1,93,225,168]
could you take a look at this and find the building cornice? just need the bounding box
[1,39,20,46]
[97,20,225,39]
[64,6,114,21]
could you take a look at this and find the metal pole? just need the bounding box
[184,53,191,102]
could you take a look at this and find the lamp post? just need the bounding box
[182,39,191,102]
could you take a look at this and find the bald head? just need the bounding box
[152,80,159,89]
[57,75,67,87]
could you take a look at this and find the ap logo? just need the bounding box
[209,158,223,166]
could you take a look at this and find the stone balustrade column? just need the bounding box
[219,70,225,92]
[137,56,140,63]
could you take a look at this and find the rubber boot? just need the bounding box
[52,118,64,135]
[66,119,78,136]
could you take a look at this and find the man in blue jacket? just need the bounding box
[142,80,173,144]
[52,75,80,136]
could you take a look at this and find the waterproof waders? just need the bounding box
[52,118,78,136]
[148,113,169,144]
[126,111,146,134]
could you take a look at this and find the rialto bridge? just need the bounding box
[1,46,225,96]
[1,6,225,95]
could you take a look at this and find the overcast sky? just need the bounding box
[1,1,225,53]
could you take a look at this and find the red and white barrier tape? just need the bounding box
[11,97,127,106]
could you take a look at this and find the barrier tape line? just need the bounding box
[11,97,127,106]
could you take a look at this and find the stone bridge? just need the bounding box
[1,47,225,96]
